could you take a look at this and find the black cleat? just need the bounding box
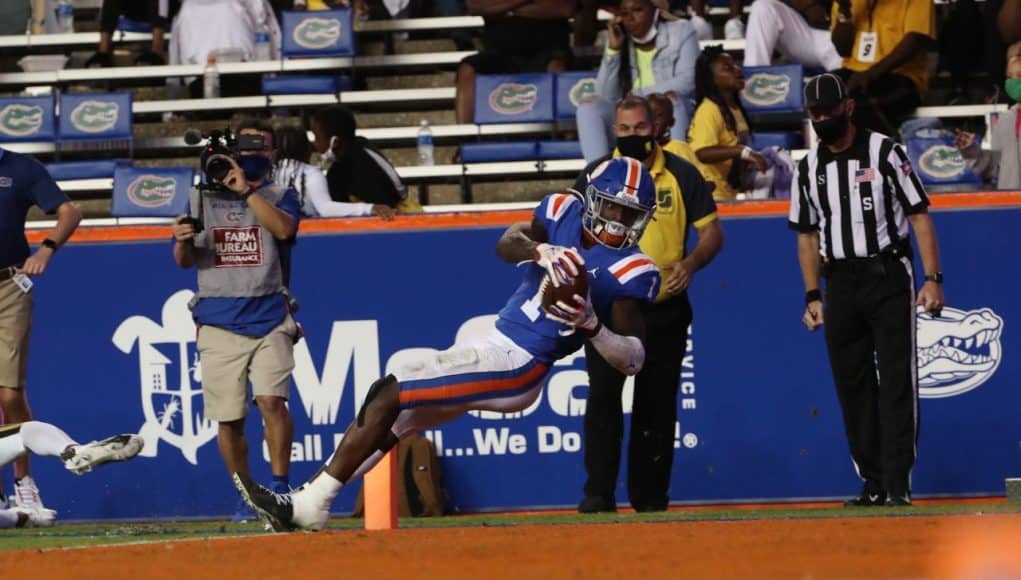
[844,490,887,507]
[577,495,617,514]
[884,494,912,507]
[232,472,297,532]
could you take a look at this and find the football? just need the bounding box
[541,270,589,316]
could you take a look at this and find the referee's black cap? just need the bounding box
[804,73,848,111]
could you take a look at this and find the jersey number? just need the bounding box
[520,286,544,322]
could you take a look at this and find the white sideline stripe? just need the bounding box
[35,532,280,554]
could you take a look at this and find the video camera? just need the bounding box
[184,127,265,185]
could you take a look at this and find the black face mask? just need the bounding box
[616,134,655,160]
[812,114,850,145]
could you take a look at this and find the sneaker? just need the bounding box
[724,17,745,40]
[12,475,46,513]
[62,434,144,475]
[233,473,297,532]
[577,495,617,514]
[14,507,56,528]
[844,488,887,507]
[134,50,166,66]
[885,493,912,507]
[84,51,114,68]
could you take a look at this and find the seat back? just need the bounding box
[740,65,804,115]
[58,92,133,143]
[554,72,597,121]
[261,75,352,95]
[906,128,982,186]
[0,95,56,143]
[281,9,355,58]
[46,159,126,181]
[112,166,194,218]
[474,73,555,124]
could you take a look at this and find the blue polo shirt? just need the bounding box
[0,148,69,270]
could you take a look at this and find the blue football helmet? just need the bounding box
[582,157,657,249]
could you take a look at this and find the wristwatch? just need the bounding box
[924,272,944,284]
[41,238,58,252]
[239,189,254,202]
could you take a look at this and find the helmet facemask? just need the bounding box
[583,184,654,249]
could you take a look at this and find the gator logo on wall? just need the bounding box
[918,145,967,179]
[489,83,539,115]
[294,17,341,50]
[742,73,791,107]
[127,175,177,208]
[69,100,119,133]
[0,104,44,137]
[917,307,1005,398]
[568,78,596,107]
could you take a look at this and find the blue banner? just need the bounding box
[111,167,194,218]
[281,9,355,58]
[15,206,1021,520]
[740,65,804,114]
[0,96,55,143]
[58,92,133,141]
[554,72,597,121]
[474,74,555,124]
[907,129,983,186]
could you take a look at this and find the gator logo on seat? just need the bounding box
[0,104,45,137]
[918,145,967,179]
[742,73,791,107]
[294,17,341,50]
[568,78,596,107]
[489,83,539,115]
[917,307,1005,398]
[69,100,119,133]
[126,175,177,208]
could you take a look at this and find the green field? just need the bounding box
[1,501,1018,553]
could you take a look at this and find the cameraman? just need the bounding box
[171,121,299,503]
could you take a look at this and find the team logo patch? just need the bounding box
[489,83,539,115]
[0,103,44,137]
[69,100,119,133]
[293,17,341,50]
[917,307,1005,398]
[126,175,177,208]
[742,73,791,107]
[212,226,263,267]
[918,145,966,179]
[0,177,11,187]
[568,78,596,107]
[112,290,217,465]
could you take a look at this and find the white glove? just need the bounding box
[546,293,600,336]
[533,243,584,288]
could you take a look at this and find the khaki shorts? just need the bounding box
[0,279,33,388]
[197,315,297,422]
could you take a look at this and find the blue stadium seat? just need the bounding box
[460,142,538,163]
[46,160,128,181]
[116,15,171,33]
[750,132,804,151]
[554,72,597,121]
[906,129,982,187]
[537,140,582,160]
[740,65,804,115]
[112,166,194,218]
[0,95,56,143]
[281,9,355,58]
[58,92,133,142]
[261,75,353,95]
[474,73,556,124]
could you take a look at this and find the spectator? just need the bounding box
[273,126,396,219]
[1000,0,1021,44]
[574,0,618,47]
[956,42,1021,189]
[0,146,83,522]
[743,0,843,71]
[573,95,723,513]
[171,120,299,512]
[688,45,767,201]
[648,92,696,162]
[434,0,474,51]
[310,105,420,213]
[577,0,699,162]
[830,0,935,136]
[0,0,44,35]
[455,0,577,124]
[688,0,745,40]
[85,0,181,68]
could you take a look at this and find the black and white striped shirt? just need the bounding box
[788,129,929,260]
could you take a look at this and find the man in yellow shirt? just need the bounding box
[572,96,724,512]
[830,0,935,135]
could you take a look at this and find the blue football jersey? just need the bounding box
[496,192,661,363]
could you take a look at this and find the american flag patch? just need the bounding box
[855,168,875,183]
[900,162,913,175]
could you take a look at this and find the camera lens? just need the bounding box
[205,156,231,183]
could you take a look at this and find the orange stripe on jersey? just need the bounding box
[612,257,655,280]
[552,194,568,217]
[398,363,549,406]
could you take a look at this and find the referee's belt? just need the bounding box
[0,266,21,282]
[823,243,912,275]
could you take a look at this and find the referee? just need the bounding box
[789,74,945,507]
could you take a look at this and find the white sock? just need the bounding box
[0,509,19,529]
[300,470,343,507]
[292,470,343,530]
[20,422,77,457]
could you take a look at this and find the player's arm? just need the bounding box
[593,298,646,375]
[496,218,548,264]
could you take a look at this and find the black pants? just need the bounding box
[99,0,178,33]
[582,292,692,510]
[823,253,918,497]
[834,69,920,138]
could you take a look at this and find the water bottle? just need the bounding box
[253,25,271,62]
[203,56,220,99]
[55,0,74,34]
[417,120,435,166]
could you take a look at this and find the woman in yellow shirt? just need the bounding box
[687,45,768,201]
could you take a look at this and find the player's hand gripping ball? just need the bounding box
[540,268,589,318]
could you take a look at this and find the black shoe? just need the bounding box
[84,51,113,68]
[844,489,887,507]
[135,50,166,66]
[632,502,668,513]
[232,472,296,532]
[884,494,912,507]
[577,495,617,513]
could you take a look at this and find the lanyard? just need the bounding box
[867,0,877,30]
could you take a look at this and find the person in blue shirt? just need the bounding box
[0,146,82,522]
[234,157,662,532]
[171,121,300,503]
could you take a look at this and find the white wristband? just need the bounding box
[740,146,754,161]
